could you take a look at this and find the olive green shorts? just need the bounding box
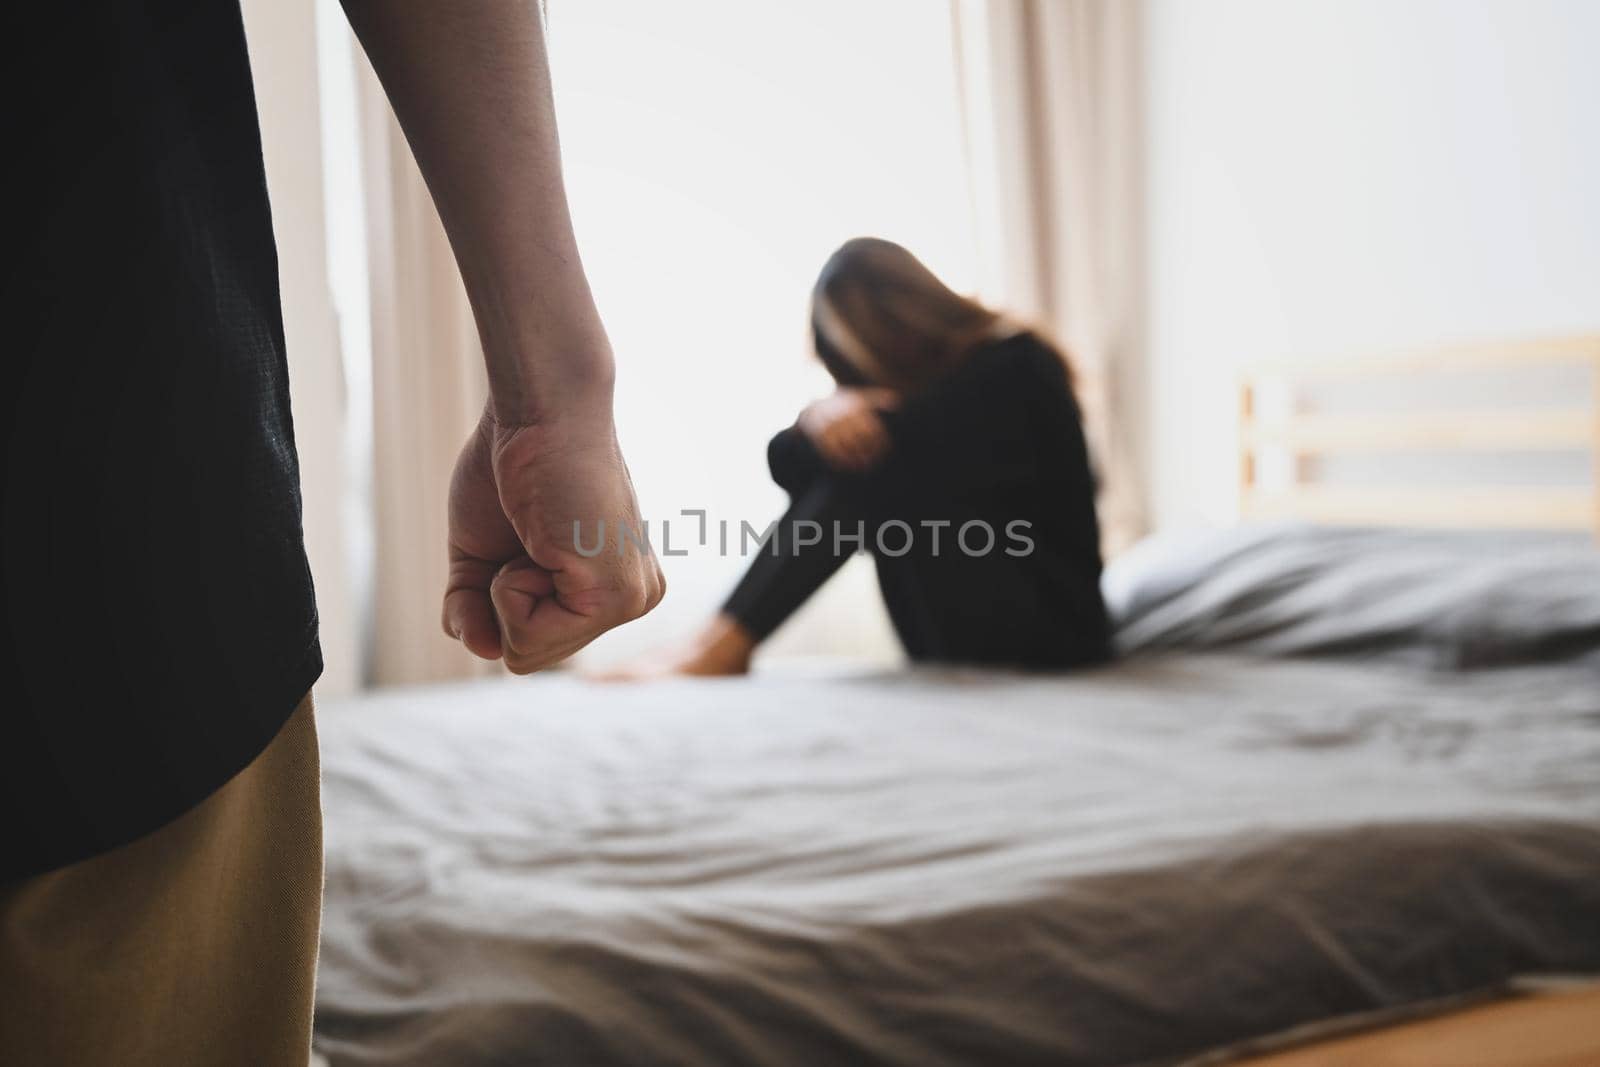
[1,695,322,1067]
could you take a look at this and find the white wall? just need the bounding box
[1142,0,1600,529]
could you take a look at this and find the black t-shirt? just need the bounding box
[3,1,322,879]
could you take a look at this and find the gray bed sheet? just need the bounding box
[313,655,1600,1066]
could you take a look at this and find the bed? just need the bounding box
[312,337,1600,1066]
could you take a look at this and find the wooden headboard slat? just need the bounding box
[1237,335,1600,537]
[1243,486,1594,531]
[1242,409,1593,454]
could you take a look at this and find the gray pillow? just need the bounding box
[1105,523,1600,668]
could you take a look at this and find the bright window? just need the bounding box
[548,1,979,663]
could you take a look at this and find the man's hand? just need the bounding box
[443,405,665,674]
[796,387,900,472]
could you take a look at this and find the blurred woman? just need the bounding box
[609,237,1111,676]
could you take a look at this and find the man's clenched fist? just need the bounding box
[443,407,665,674]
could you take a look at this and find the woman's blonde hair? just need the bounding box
[810,237,1026,392]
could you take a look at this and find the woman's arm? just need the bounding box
[794,387,900,472]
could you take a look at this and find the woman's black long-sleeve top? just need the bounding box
[725,330,1112,669]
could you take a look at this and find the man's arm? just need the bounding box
[342,1,664,672]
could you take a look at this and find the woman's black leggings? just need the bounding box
[721,430,1110,669]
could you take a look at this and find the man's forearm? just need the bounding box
[340,0,611,425]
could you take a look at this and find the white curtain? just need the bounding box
[950,0,1149,553]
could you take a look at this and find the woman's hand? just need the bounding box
[796,387,899,472]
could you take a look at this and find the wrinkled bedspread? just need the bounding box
[314,655,1600,1066]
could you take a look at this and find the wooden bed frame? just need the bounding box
[1238,334,1600,537]
[1229,334,1600,1064]
[1231,984,1600,1067]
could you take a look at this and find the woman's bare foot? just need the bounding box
[586,614,757,681]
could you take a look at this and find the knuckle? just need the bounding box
[506,646,559,675]
[499,622,538,659]
[621,585,651,621]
